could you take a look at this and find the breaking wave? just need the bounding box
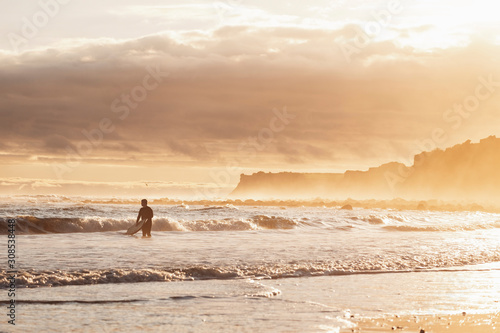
[349,213,500,232]
[2,208,500,235]
[0,215,298,234]
[4,253,500,288]
[383,220,500,232]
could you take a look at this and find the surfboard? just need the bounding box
[126,220,145,235]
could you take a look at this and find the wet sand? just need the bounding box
[342,312,499,332]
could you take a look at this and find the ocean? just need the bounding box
[1,195,500,332]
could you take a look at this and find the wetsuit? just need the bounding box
[138,206,154,236]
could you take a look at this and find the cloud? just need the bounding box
[44,134,75,152]
[0,26,499,172]
[166,139,211,160]
[0,177,232,198]
[31,181,61,189]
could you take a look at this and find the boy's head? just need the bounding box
[141,199,147,207]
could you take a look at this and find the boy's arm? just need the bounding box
[136,210,141,225]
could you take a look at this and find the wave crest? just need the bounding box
[0,215,299,234]
[4,254,500,288]
[383,220,500,232]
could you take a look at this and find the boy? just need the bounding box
[136,199,153,237]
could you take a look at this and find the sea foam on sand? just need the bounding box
[343,312,499,332]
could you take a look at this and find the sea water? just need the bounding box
[1,195,500,332]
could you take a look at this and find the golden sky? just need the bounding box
[1,0,500,197]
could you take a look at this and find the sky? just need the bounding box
[1,0,500,197]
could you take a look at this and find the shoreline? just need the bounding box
[341,312,499,332]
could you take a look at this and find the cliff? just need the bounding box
[230,172,344,199]
[230,136,500,202]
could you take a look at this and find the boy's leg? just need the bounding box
[144,220,152,236]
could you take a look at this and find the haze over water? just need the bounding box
[2,0,500,332]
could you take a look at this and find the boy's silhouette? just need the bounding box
[136,199,153,237]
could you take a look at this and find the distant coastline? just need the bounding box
[230,136,500,205]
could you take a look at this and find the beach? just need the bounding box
[1,195,500,332]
